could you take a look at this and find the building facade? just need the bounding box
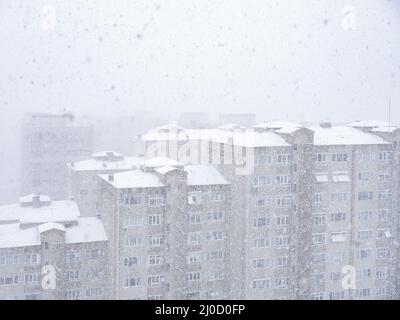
[98,160,232,300]
[67,151,142,216]
[20,113,93,200]
[0,194,109,300]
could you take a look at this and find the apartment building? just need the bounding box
[140,120,400,300]
[67,151,142,216]
[98,159,231,300]
[21,113,93,200]
[0,194,109,300]
[141,121,315,299]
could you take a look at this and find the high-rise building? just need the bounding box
[0,194,109,300]
[98,159,232,300]
[20,113,93,200]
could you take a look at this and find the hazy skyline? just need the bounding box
[0,0,399,124]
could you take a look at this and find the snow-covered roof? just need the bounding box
[0,217,107,249]
[100,170,165,189]
[254,120,301,130]
[309,125,389,146]
[347,120,388,128]
[218,123,247,130]
[68,156,142,172]
[184,165,229,186]
[213,131,290,147]
[19,194,51,204]
[144,157,185,168]
[0,199,80,225]
[154,166,179,175]
[371,126,399,133]
[92,150,123,158]
[38,222,66,234]
[142,126,290,147]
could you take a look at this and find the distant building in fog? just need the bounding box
[179,112,212,129]
[219,113,256,127]
[20,113,93,200]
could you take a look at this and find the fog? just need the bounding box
[1,0,400,203]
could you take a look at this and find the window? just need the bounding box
[148,256,162,266]
[358,172,370,181]
[276,256,289,267]
[377,228,391,240]
[331,212,346,222]
[253,217,270,227]
[86,288,103,297]
[148,275,161,286]
[255,150,272,165]
[149,236,163,247]
[206,251,224,261]
[332,153,348,162]
[207,212,224,221]
[187,272,201,281]
[277,154,290,164]
[253,278,270,289]
[66,270,80,282]
[148,215,162,226]
[188,193,202,205]
[312,233,325,245]
[377,210,390,222]
[0,275,19,286]
[254,175,272,185]
[0,254,19,265]
[329,291,345,300]
[313,193,324,203]
[209,192,224,201]
[123,214,143,226]
[24,273,40,285]
[378,151,392,161]
[358,191,373,201]
[276,195,291,207]
[253,238,269,248]
[378,172,391,182]
[331,193,347,202]
[206,231,225,241]
[330,251,346,263]
[65,251,80,264]
[253,258,271,269]
[357,230,372,241]
[376,267,387,280]
[65,290,80,300]
[188,213,201,224]
[125,277,141,287]
[276,216,290,226]
[88,249,105,259]
[125,236,143,247]
[376,287,386,298]
[24,254,40,265]
[314,153,327,163]
[275,236,290,247]
[148,193,164,206]
[313,214,325,226]
[186,253,201,264]
[275,277,289,288]
[357,249,371,259]
[127,195,141,206]
[124,257,138,267]
[188,232,201,245]
[377,248,389,260]
[276,175,290,185]
[357,268,372,280]
[358,211,374,221]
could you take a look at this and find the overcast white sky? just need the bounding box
[0,0,399,123]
